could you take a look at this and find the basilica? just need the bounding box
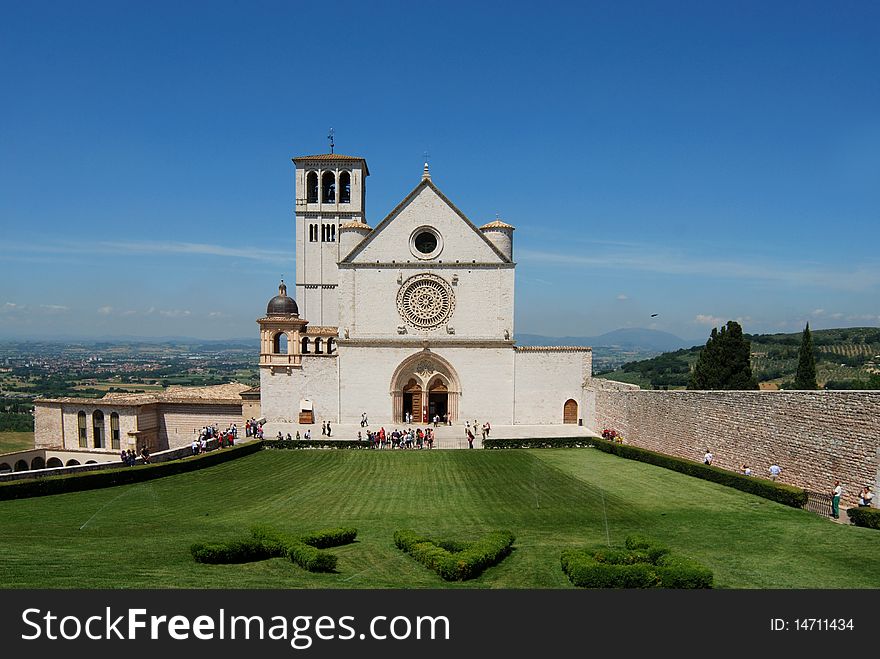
[257,153,592,427]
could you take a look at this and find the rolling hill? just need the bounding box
[598,327,880,389]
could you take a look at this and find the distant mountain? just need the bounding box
[517,328,697,352]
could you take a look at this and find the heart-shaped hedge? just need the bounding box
[394,529,515,581]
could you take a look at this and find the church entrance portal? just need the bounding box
[391,352,460,424]
[428,379,448,422]
[402,379,422,422]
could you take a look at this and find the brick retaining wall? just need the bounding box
[592,383,880,507]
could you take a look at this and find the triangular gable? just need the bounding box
[341,179,511,264]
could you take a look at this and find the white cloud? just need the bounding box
[811,309,825,317]
[39,304,69,313]
[616,294,629,301]
[97,306,113,315]
[159,309,192,318]
[695,314,724,326]
[0,239,294,265]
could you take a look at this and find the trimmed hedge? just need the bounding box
[846,507,880,530]
[483,437,597,449]
[486,436,807,509]
[300,527,359,549]
[394,529,515,581]
[191,525,356,572]
[263,439,374,450]
[0,441,263,501]
[287,540,338,572]
[561,536,713,589]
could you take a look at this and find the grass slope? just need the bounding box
[0,431,34,455]
[0,449,877,589]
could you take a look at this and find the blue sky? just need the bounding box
[1,1,878,341]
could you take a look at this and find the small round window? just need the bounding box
[409,227,443,260]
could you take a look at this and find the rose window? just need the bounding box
[397,274,455,330]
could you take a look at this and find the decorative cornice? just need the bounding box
[337,338,515,349]
[338,262,515,270]
[514,346,593,352]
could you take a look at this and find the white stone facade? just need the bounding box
[258,155,592,427]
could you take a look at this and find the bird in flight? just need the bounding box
[650,314,659,317]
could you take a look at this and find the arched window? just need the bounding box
[65,459,81,467]
[110,412,120,450]
[307,171,319,203]
[14,460,29,472]
[93,410,105,449]
[309,224,319,242]
[331,224,336,241]
[326,338,335,354]
[314,337,323,354]
[322,171,336,203]
[301,337,310,354]
[77,411,87,448]
[47,457,63,468]
[0,462,12,473]
[273,332,288,355]
[339,171,351,203]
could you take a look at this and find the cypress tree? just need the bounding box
[794,322,818,389]
[689,320,758,390]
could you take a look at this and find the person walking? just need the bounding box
[326,421,332,437]
[703,449,713,465]
[831,480,842,519]
[769,463,781,481]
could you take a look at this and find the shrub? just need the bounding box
[287,540,338,572]
[263,439,373,450]
[561,536,712,589]
[846,507,880,530]
[300,527,359,548]
[192,525,356,572]
[394,529,515,581]
[483,437,598,449]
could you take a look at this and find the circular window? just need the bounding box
[397,274,455,330]
[409,226,443,260]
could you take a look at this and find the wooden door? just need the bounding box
[563,399,578,424]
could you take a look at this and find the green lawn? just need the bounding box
[0,431,34,454]
[0,448,877,588]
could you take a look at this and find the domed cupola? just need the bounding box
[480,217,515,261]
[266,280,299,316]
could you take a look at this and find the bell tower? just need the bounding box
[292,152,369,327]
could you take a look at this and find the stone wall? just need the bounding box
[592,381,880,507]
[157,403,244,450]
[513,348,591,425]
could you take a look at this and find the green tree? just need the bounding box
[793,322,818,390]
[688,320,758,390]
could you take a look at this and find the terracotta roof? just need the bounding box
[340,220,372,230]
[39,383,253,407]
[480,220,516,230]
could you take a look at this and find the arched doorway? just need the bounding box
[563,399,578,424]
[47,458,63,468]
[402,379,422,423]
[31,456,46,470]
[390,351,461,424]
[428,378,448,423]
